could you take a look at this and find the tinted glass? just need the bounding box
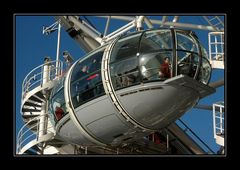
[139,30,173,82]
[110,33,141,63]
[70,47,105,108]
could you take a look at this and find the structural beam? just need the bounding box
[209,79,224,89]
[97,16,218,31]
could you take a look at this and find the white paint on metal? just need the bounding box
[64,60,107,146]
[101,38,153,131]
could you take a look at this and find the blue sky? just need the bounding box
[16,15,224,154]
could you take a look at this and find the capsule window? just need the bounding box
[176,31,198,53]
[50,88,67,122]
[110,56,140,89]
[110,33,141,63]
[70,48,105,108]
[138,30,173,82]
[139,30,173,53]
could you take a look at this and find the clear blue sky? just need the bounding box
[16,15,224,154]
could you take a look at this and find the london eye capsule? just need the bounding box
[48,28,215,147]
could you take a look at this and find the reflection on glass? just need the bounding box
[139,30,172,53]
[110,33,141,63]
[50,87,67,122]
[197,57,212,84]
[176,31,198,53]
[70,47,105,108]
[139,30,173,82]
[140,51,172,81]
[110,33,142,90]
[177,51,198,78]
[110,57,139,89]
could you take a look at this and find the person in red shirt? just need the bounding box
[55,106,64,121]
[159,57,171,79]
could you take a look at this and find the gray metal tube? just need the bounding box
[194,104,225,112]
[209,79,224,88]
[97,16,218,31]
[167,123,206,154]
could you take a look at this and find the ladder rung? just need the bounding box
[24,102,41,107]
[22,108,41,112]
[210,42,224,44]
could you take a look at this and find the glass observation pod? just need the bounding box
[49,28,214,147]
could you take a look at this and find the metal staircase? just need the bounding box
[17,114,55,154]
[17,60,63,154]
[21,60,62,121]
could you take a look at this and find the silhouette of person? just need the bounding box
[159,57,171,78]
[81,65,88,74]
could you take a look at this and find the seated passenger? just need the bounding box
[89,58,100,73]
[159,57,171,79]
[121,76,134,87]
[178,53,196,77]
[80,65,89,77]
[55,106,64,121]
[115,74,123,88]
[121,70,137,87]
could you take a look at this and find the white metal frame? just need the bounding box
[101,37,153,132]
[208,31,224,69]
[213,102,224,146]
[17,114,55,154]
[21,60,63,104]
[17,15,225,155]
[97,16,220,31]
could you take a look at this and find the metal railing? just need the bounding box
[208,32,224,69]
[213,102,224,138]
[16,114,55,154]
[21,60,63,103]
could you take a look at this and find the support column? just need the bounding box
[38,57,51,140]
[38,101,47,138]
[56,21,61,78]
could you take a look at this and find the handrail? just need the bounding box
[21,60,64,104]
[208,31,224,69]
[213,102,224,138]
[17,114,55,154]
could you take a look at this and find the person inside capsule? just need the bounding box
[159,57,171,79]
[55,106,64,121]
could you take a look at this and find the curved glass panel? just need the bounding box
[197,57,212,84]
[108,28,212,91]
[139,29,172,52]
[110,33,141,63]
[110,33,142,90]
[49,77,67,122]
[196,43,211,84]
[70,47,105,109]
[176,31,201,80]
[140,51,172,81]
[177,51,198,77]
[139,30,173,82]
[200,43,209,59]
[110,56,139,89]
[51,76,65,96]
[176,31,198,53]
[176,30,211,84]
